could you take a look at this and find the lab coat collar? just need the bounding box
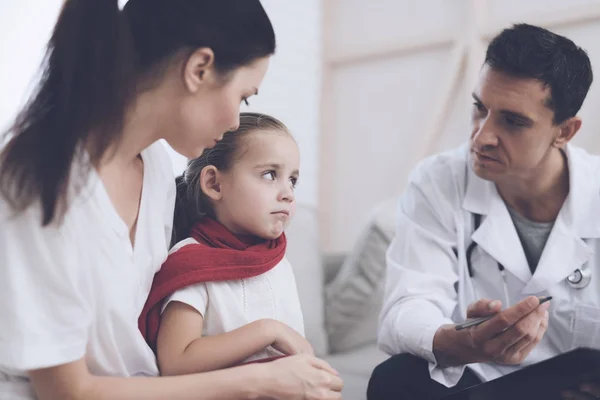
[462,144,600,290]
[526,145,600,292]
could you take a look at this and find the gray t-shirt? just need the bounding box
[507,206,554,274]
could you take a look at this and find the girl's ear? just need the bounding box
[199,165,222,201]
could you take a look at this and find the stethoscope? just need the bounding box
[466,213,592,304]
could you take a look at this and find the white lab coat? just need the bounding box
[378,143,600,387]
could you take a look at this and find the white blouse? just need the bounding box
[0,142,176,399]
[163,238,305,362]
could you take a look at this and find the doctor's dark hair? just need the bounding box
[172,112,290,245]
[0,0,276,226]
[485,23,593,124]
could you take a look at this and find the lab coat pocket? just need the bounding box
[571,304,600,349]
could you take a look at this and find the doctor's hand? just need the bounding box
[433,296,550,367]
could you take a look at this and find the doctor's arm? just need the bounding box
[377,171,469,384]
[377,167,548,384]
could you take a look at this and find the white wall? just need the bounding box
[321,0,600,253]
[168,0,322,207]
[0,1,322,208]
[0,1,63,132]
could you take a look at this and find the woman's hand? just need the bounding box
[258,354,343,400]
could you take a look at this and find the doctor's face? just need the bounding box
[469,65,564,183]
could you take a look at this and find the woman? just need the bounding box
[0,1,342,399]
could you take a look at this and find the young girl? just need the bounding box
[139,112,313,375]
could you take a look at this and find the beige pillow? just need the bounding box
[325,198,397,353]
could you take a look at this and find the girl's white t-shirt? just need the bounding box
[162,238,305,363]
[0,142,175,399]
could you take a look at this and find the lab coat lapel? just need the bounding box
[524,145,600,293]
[463,163,532,284]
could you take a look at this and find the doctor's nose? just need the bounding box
[472,119,499,149]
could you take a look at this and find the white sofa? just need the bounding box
[285,199,398,400]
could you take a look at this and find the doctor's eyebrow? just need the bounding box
[471,93,534,126]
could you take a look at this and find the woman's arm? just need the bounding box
[29,354,344,400]
[30,358,262,400]
[157,301,279,375]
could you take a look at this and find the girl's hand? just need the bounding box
[266,319,314,356]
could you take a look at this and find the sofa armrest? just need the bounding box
[323,253,346,285]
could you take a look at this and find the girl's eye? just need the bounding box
[262,171,276,181]
[290,177,298,188]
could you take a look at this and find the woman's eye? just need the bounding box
[473,102,486,113]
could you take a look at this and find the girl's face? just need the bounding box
[212,130,300,240]
[166,56,270,159]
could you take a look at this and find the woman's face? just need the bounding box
[167,56,270,159]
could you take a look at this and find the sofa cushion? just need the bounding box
[325,197,397,353]
[323,344,389,400]
[285,205,329,355]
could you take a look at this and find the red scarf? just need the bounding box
[139,217,287,352]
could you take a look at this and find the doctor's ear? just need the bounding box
[553,117,582,148]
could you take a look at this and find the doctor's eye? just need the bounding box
[503,117,526,130]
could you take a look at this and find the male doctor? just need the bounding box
[368,24,598,400]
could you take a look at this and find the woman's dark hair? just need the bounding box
[485,23,593,124]
[0,0,276,226]
[172,112,290,245]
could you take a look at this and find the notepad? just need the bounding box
[443,348,600,400]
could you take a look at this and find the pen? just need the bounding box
[454,295,552,331]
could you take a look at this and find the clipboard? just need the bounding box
[442,348,600,400]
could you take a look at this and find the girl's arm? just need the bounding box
[157,301,278,375]
[29,354,344,400]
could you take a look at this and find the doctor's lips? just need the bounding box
[473,150,500,163]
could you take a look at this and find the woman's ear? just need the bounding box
[183,47,216,94]
[199,165,222,202]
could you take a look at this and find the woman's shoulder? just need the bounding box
[142,141,176,191]
[144,140,174,169]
